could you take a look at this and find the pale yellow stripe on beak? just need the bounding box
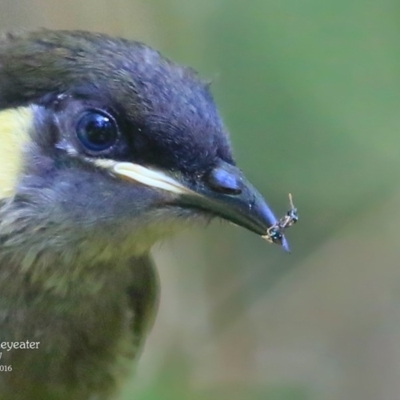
[94,159,195,195]
[0,107,32,199]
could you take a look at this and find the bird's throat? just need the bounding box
[0,107,32,199]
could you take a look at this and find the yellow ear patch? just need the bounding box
[0,107,33,199]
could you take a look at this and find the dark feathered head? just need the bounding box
[0,30,288,255]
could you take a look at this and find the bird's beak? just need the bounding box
[178,162,290,252]
[95,160,289,251]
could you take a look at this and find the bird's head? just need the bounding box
[0,30,289,257]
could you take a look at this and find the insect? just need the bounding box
[262,193,298,245]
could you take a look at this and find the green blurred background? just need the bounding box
[1,1,400,399]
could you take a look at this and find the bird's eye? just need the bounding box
[76,110,118,152]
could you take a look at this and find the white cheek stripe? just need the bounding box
[94,160,195,195]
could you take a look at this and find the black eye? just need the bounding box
[76,110,118,152]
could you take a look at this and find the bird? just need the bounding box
[0,29,289,400]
